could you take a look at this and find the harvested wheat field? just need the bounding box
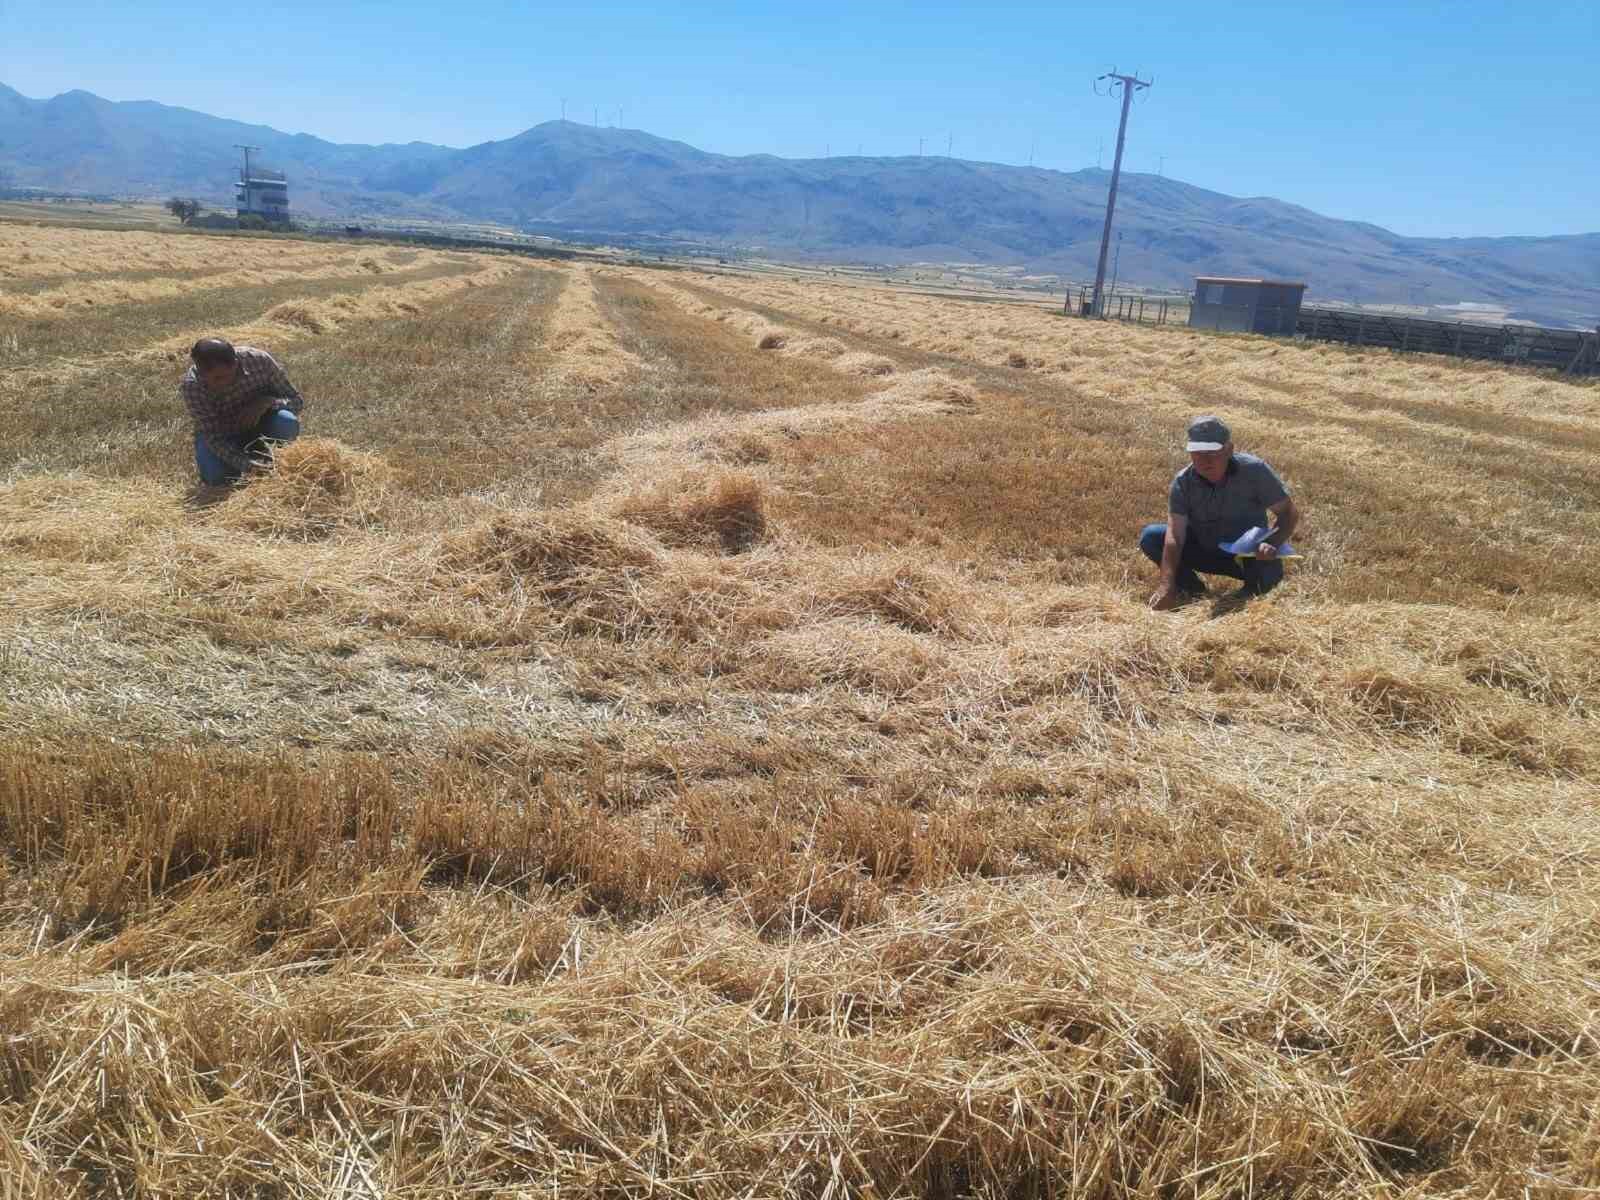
[1,224,1598,1199]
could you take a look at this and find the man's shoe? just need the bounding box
[1207,588,1253,616]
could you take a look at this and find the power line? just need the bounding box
[1082,72,1151,318]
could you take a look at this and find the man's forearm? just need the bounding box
[1266,507,1299,547]
[1159,536,1184,584]
[271,364,304,414]
[240,396,277,425]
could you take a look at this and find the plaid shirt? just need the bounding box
[178,347,305,471]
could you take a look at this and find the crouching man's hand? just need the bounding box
[1255,541,1280,561]
[1149,584,1181,611]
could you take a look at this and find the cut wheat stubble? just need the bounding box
[1,223,1599,1199]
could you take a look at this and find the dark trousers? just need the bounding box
[1139,523,1283,595]
[195,408,300,485]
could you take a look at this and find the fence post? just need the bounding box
[1358,313,1368,346]
[1568,328,1600,375]
[1160,299,1168,325]
[1402,318,1413,352]
[1311,308,1322,338]
[1454,323,1465,356]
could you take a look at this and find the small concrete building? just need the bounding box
[236,167,289,223]
[1188,276,1307,335]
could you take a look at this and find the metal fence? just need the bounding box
[1063,286,1188,325]
[1298,306,1600,375]
[1058,289,1600,374]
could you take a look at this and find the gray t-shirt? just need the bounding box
[1168,452,1289,548]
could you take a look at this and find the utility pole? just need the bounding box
[918,137,924,156]
[947,132,953,157]
[561,98,568,120]
[1028,135,1036,167]
[1084,72,1151,318]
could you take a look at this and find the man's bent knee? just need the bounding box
[260,409,300,442]
[1138,523,1167,564]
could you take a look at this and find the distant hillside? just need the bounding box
[3,84,1597,322]
[0,84,458,219]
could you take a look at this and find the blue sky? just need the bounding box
[5,0,1595,237]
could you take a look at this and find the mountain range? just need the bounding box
[3,83,1597,325]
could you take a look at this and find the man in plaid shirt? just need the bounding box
[179,338,305,485]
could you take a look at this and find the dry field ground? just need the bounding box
[697,258,1186,321]
[2,221,1598,1198]
[0,201,179,231]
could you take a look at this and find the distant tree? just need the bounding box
[165,197,202,225]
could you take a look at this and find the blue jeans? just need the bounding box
[195,408,300,485]
[1139,523,1283,595]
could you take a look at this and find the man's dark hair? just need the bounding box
[190,338,237,370]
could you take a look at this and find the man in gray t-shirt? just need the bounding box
[1140,416,1302,610]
